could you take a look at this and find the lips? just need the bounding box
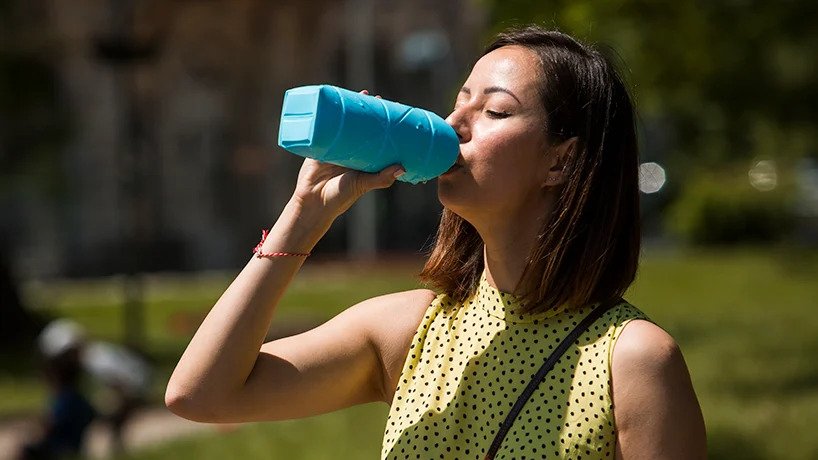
[442,155,465,175]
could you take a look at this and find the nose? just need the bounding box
[445,108,470,143]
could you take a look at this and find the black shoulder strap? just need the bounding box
[483,299,620,460]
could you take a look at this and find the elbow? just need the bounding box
[165,382,225,423]
[164,383,188,416]
[164,382,198,420]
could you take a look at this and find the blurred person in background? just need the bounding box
[166,25,706,459]
[20,319,152,458]
[19,320,96,459]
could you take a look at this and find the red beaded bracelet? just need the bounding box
[252,229,311,258]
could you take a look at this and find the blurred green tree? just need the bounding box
[484,1,817,244]
[483,0,818,166]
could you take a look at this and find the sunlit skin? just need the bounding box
[440,46,553,216]
[439,45,572,294]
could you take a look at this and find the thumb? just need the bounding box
[359,164,406,191]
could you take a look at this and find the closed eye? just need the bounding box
[486,110,510,119]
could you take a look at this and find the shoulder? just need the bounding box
[332,288,437,328]
[353,288,438,331]
[363,288,438,338]
[611,319,691,403]
[610,320,707,459]
[612,319,680,372]
[339,288,438,348]
[352,289,438,403]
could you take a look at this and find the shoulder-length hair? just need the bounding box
[419,25,641,314]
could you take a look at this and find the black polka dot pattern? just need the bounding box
[381,269,651,459]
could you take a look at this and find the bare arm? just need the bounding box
[165,156,406,423]
[612,320,707,459]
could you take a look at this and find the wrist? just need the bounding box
[260,199,334,254]
[283,198,336,234]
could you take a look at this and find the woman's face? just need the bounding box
[438,45,553,219]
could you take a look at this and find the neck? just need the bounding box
[474,194,556,295]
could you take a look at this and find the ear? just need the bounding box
[540,137,576,188]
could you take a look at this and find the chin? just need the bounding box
[436,178,460,208]
[436,182,476,219]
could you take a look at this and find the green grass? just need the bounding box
[1,262,424,416]
[626,248,818,459]
[121,403,390,460]
[4,250,818,459]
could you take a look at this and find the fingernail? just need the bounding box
[393,169,405,178]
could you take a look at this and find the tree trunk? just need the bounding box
[0,247,43,347]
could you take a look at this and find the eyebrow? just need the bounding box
[459,86,521,104]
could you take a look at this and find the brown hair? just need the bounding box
[419,26,641,314]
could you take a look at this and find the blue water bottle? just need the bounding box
[277,85,459,185]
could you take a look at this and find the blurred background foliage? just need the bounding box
[487,0,818,245]
[0,0,816,282]
[488,0,818,163]
[668,166,795,245]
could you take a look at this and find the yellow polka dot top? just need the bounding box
[381,269,651,459]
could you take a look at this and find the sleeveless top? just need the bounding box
[381,269,651,459]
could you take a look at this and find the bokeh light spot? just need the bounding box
[639,162,666,194]
[749,159,778,191]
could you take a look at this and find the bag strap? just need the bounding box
[483,299,620,460]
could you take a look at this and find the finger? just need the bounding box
[375,95,382,99]
[360,164,405,191]
[360,89,369,95]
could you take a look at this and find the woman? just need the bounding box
[166,26,706,459]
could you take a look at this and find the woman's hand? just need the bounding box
[290,90,405,221]
[291,158,404,219]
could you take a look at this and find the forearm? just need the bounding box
[166,199,333,411]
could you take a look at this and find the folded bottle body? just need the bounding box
[278,85,459,184]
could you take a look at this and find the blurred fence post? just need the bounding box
[345,0,378,260]
[93,0,161,350]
